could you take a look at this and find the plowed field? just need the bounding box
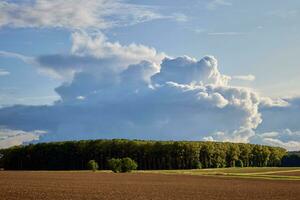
[0,171,299,200]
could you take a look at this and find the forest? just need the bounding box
[281,151,300,167]
[0,139,292,170]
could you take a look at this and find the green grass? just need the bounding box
[137,167,300,181]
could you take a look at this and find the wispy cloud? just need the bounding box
[258,129,300,151]
[0,68,10,76]
[0,51,34,63]
[0,0,185,30]
[206,0,232,10]
[233,74,256,81]
[194,28,206,34]
[267,10,298,19]
[194,29,245,36]
[170,13,188,22]
[208,32,245,36]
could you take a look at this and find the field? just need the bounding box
[141,167,300,180]
[0,168,300,200]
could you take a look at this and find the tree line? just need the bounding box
[0,139,288,170]
[281,151,300,167]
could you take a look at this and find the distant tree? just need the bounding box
[192,160,202,169]
[200,143,214,168]
[262,147,271,167]
[235,160,243,168]
[226,144,240,167]
[282,154,300,167]
[121,157,138,172]
[239,144,251,167]
[87,160,99,172]
[269,148,285,166]
[212,145,226,168]
[108,158,122,173]
[108,158,138,173]
[0,153,3,169]
[251,145,263,167]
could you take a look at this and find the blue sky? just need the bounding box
[0,0,299,150]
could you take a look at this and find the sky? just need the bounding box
[0,0,299,150]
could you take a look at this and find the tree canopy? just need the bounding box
[0,139,288,170]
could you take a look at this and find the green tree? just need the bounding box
[269,148,286,166]
[261,147,271,167]
[108,158,137,173]
[87,160,99,171]
[200,143,214,168]
[226,144,240,167]
[108,158,122,173]
[235,160,243,167]
[121,157,138,172]
[0,139,288,170]
[239,144,251,167]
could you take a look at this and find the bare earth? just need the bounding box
[0,171,299,200]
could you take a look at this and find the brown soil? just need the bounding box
[0,171,299,200]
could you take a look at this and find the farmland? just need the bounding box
[0,168,299,200]
[140,167,300,180]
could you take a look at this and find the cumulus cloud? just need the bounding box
[0,31,165,81]
[209,128,256,144]
[0,31,299,151]
[38,31,165,82]
[257,97,300,133]
[0,34,263,146]
[262,138,300,151]
[0,128,45,149]
[259,97,290,108]
[255,129,300,151]
[251,97,300,150]
[152,56,230,86]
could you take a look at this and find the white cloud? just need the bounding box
[0,31,166,81]
[254,129,300,151]
[233,74,256,81]
[258,97,300,135]
[0,69,10,76]
[0,0,163,29]
[152,55,230,86]
[208,32,244,36]
[0,51,34,63]
[76,96,86,100]
[0,0,185,30]
[262,138,300,151]
[206,0,232,10]
[170,13,188,22]
[203,136,215,141]
[0,31,299,149]
[0,129,46,149]
[0,40,263,144]
[71,31,165,65]
[259,97,289,108]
